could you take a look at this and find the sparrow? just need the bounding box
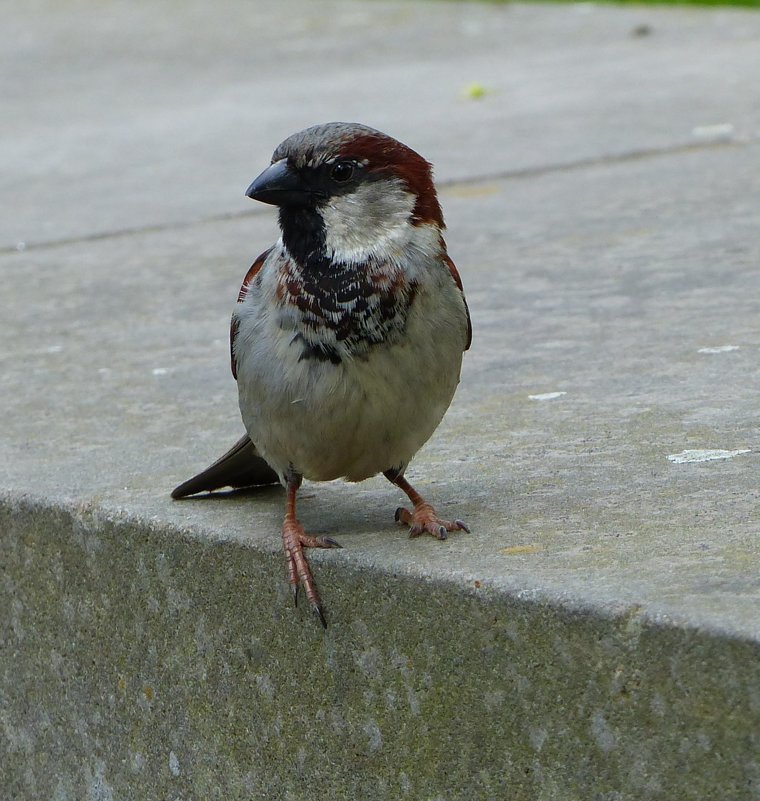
[172,122,472,627]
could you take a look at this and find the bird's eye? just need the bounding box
[330,161,355,183]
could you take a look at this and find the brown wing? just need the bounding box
[171,434,280,498]
[444,253,472,351]
[231,248,273,379]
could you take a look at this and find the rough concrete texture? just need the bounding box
[2,1,760,799]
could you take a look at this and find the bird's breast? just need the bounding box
[233,250,467,482]
[275,258,418,364]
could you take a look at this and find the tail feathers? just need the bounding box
[171,434,280,499]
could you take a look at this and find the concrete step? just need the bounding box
[2,1,760,798]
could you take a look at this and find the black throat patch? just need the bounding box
[279,206,327,269]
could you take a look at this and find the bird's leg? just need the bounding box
[383,470,470,541]
[282,470,341,628]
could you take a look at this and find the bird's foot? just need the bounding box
[282,518,341,628]
[394,502,470,541]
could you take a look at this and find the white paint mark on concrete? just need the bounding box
[529,391,567,401]
[698,345,739,354]
[16,241,27,252]
[45,344,64,354]
[667,449,751,464]
[169,750,180,777]
[152,367,170,376]
[692,122,734,139]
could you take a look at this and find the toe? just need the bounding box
[395,506,412,525]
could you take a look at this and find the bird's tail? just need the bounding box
[171,434,280,498]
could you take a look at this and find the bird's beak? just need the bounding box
[245,159,309,207]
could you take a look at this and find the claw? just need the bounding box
[313,603,327,629]
[292,583,300,608]
[454,519,471,534]
[394,507,404,523]
[437,525,448,540]
[318,535,343,549]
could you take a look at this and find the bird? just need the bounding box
[172,122,472,627]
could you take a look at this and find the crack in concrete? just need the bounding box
[2,135,751,257]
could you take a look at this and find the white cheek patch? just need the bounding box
[319,180,417,265]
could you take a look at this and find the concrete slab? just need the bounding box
[2,1,760,799]
[3,134,760,629]
[2,0,759,249]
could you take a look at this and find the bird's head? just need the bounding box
[245,122,444,267]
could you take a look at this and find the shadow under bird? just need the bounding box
[172,122,472,627]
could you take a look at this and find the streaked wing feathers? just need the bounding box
[443,253,472,351]
[231,248,272,379]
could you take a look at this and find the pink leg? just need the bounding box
[282,473,341,627]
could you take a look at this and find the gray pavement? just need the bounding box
[2,1,760,799]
